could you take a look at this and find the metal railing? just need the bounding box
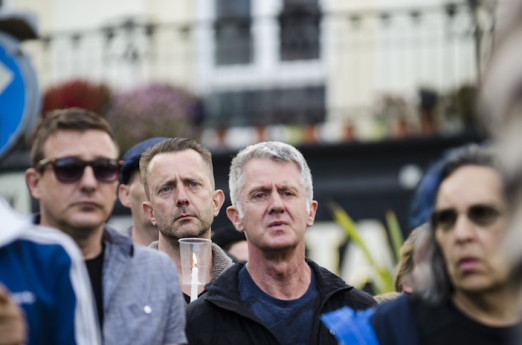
[20,1,495,139]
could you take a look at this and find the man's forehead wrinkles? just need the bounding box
[246,182,297,192]
[161,178,178,186]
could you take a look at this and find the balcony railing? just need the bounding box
[20,1,494,144]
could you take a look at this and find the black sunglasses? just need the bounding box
[430,205,502,231]
[36,157,123,183]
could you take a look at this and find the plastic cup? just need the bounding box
[178,238,211,286]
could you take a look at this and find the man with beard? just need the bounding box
[140,138,234,304]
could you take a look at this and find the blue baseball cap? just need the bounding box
[120,137,168,184]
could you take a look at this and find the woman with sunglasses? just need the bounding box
[322,144,521,345]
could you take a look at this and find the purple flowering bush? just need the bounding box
[106,83,203,153]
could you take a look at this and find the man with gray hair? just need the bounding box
[185,141,375,345]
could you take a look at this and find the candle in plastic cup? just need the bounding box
[179,238,211,301]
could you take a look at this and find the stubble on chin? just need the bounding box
[159,218,208,241]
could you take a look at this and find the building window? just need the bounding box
[279,0,321,61]
[208,85,325,127]
[215,0,252,65]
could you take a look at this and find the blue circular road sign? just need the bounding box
[0,31,39,160]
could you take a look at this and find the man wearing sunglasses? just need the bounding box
[322,144,521,345]
[25,108,187,345]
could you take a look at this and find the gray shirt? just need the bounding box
[102,227,187,345]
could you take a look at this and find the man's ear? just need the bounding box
[25,168,42,200]
[118,184,131,208]
[226,206,243,232]
[142,201,157,226]
[307,200,318,227]
[213,189,225,217]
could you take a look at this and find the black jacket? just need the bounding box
[186,260,376,345]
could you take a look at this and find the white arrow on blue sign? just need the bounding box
[0,31,40,160]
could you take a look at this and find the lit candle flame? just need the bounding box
[192,253,197,267]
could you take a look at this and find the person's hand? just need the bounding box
[0,284,27,345]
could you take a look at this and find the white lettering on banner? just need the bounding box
[340,220,395,291]
[305,222,345,274]
[306,219,396,290]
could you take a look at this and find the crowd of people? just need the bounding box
[3,3,522,345]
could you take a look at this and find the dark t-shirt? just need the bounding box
[239,265,318,345]
[85,248,104,328]
[415,298,518,345]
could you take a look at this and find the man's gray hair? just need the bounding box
[414,143,503,304]
[228,141,313,217]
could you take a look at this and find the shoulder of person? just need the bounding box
[185,289,251,343]
[1,201,76,254]
[370,294,418,345]
[186,295,211,321]
[2,208,84,266]
[307,259,377,309]
[129,246,183,295]
[371,293,412,320]
[194,263,243,310]
[344,286,378,309]
[133,243,176,268]
[185,292,233,335]
[103,227,179,277]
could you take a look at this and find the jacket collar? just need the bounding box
[210,243,234,280]
[103,225,134,257]
[307,259,353,298]
[101,225,135,309]
[205,259,353,302]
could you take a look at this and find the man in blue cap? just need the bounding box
[119,137,167,246]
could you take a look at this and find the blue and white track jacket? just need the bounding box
[0,198,100,345]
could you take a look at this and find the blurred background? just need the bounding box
[0,0,496,291]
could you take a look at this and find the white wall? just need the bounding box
[12,0,195,90]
